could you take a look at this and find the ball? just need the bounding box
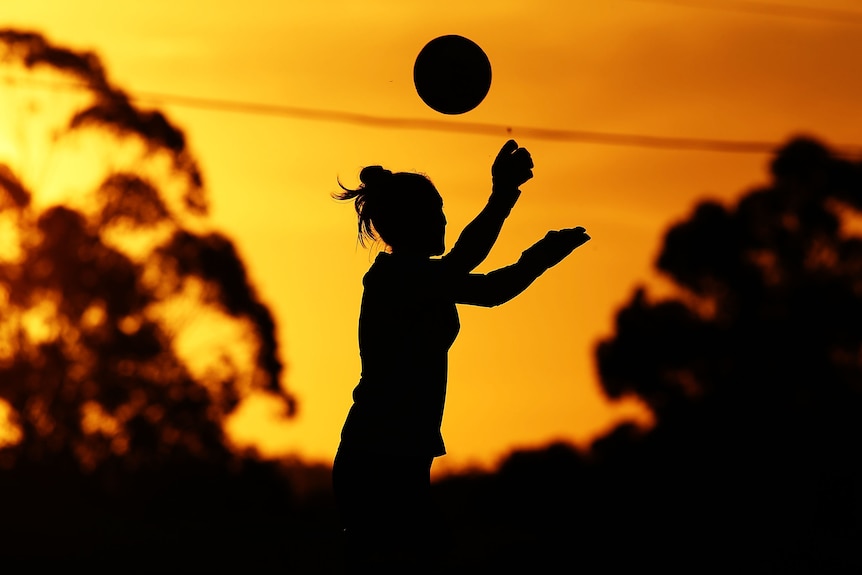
[413,35,492,115]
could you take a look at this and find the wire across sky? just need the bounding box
[7,75,860,157]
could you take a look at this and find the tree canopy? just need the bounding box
[0,29,295,474]
[430,137,862,572]
[598,137,862,422]
[590,136,862,570]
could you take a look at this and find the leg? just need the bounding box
[332,449,440,573]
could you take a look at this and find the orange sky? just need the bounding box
[4,0,862,474]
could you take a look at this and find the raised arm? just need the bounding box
[454,227,591,307]
[442,140,533,274]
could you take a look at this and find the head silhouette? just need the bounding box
[336,166,446,257]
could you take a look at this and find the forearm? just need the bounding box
[454,227,590,307]
[454,254,548,308]
[443,186,520,273]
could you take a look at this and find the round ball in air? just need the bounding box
[413,35,492,115]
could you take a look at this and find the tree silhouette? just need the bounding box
[425,138,862,573]
[594,136,862,570]
[0,29,295,474]
[599,138,862,416]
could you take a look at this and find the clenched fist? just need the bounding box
[492,139,534,190]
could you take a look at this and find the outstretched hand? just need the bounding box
[523,227,591,269]
[492,139,533,190]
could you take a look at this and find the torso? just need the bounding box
[339,252,461,457]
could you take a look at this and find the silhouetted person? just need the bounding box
[331,140,590,572]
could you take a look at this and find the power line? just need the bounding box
[4,74,860,157]
[628,0,862,25]
[131,89,783,154]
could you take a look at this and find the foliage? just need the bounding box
[598,137,862,420]
[589,137,862,569]
[0,29,295,473]
[432,138,862,572]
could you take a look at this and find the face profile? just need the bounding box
[397,188,447,257]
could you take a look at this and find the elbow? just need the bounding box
[480,294,512,308]
[457,295,508,308]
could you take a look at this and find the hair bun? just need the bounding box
[359,165,393,187]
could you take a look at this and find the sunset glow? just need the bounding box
[4,0,862,476]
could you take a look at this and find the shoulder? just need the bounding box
[362,254,459,296]
[362,252,395,289]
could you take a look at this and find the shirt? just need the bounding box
[339,252,461,457]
